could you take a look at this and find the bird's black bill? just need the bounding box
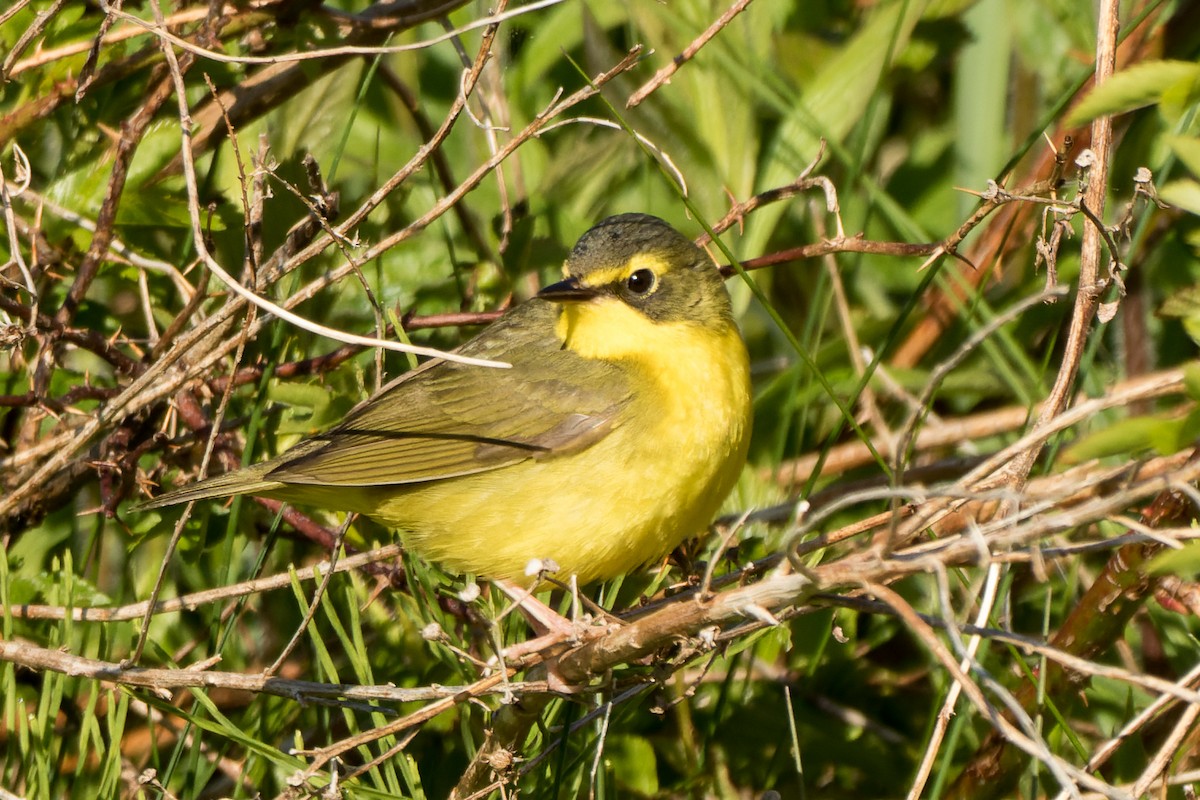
[538,277,597,302]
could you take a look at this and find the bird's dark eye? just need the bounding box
[625,268,656,295]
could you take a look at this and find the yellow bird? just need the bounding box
[139,214,752,586]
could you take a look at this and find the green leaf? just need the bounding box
[1067,60,1200,126]
[1168,135,1200,179]
[1161,66,1200,122]
[266,381,333,407]
[1180,408,1200,450]
[266,380,335,435]
[1184,363,1200,402]
[748,0,931,256]
[605,734,658,796]
[1185,316,1200,349]
[1148,541,1200,577]
[1160,287,1200,320]
[114,188,199,229]
[1162,294,1200,348]
[1062,408,1200,464]
[1160,178,1200,217]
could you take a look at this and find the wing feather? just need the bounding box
[267,301,631,487]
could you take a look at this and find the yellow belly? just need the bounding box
[363,314,750,584]
[274,299,752,585]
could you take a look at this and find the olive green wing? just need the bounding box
[266,301,632,487]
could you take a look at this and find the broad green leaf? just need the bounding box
[748,0,931,256]
[125,120,191,187]
[767,1,930,172]
[266,380,350,434]
[1184,363,1200,401]
[114,187,199,229]
[1067,60,1200,126]
[1148,541,1200,577]
[5,522,72,582]
[955,0,1012,217]
[1160,66,1200,122]
[606,734,659,796]
[1160,178,1200,217]
[1162,293,1200,348]
[504,0,630,105]
[1169,136,1200,179]
[1062,408,1200,464]
[266,380,333,411]
[1160,286,1200,319]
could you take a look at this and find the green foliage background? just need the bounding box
[3,0,1200,798]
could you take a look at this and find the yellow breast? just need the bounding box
[366,295,751,584]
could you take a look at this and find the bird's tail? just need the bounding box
[132,464,283,511]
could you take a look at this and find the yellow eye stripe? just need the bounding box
[569,253,671,290]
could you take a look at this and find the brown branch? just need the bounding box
[946,489,1196,800]
[0,385,120,410]
[0,636,529,705]
[344,46,645,266]
[5,2,282,78]
[721,235,941,277]
[0,294,143,376]
[205,310,505,393]
[319,0,476,30]
[404,309,506,329]
[7,544,407,621]
[626,0,756,108]
[377,63,494,266]
[771,366,1187,488]
[51,56,190,331]
[699,150,829,245]
[446,453,1200,798]
[154,0,472,179]
[983,0,1119,496]
[0,0,66,80]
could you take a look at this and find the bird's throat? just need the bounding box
[556,297,671,361]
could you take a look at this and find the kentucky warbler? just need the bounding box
[139,213,752,585]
